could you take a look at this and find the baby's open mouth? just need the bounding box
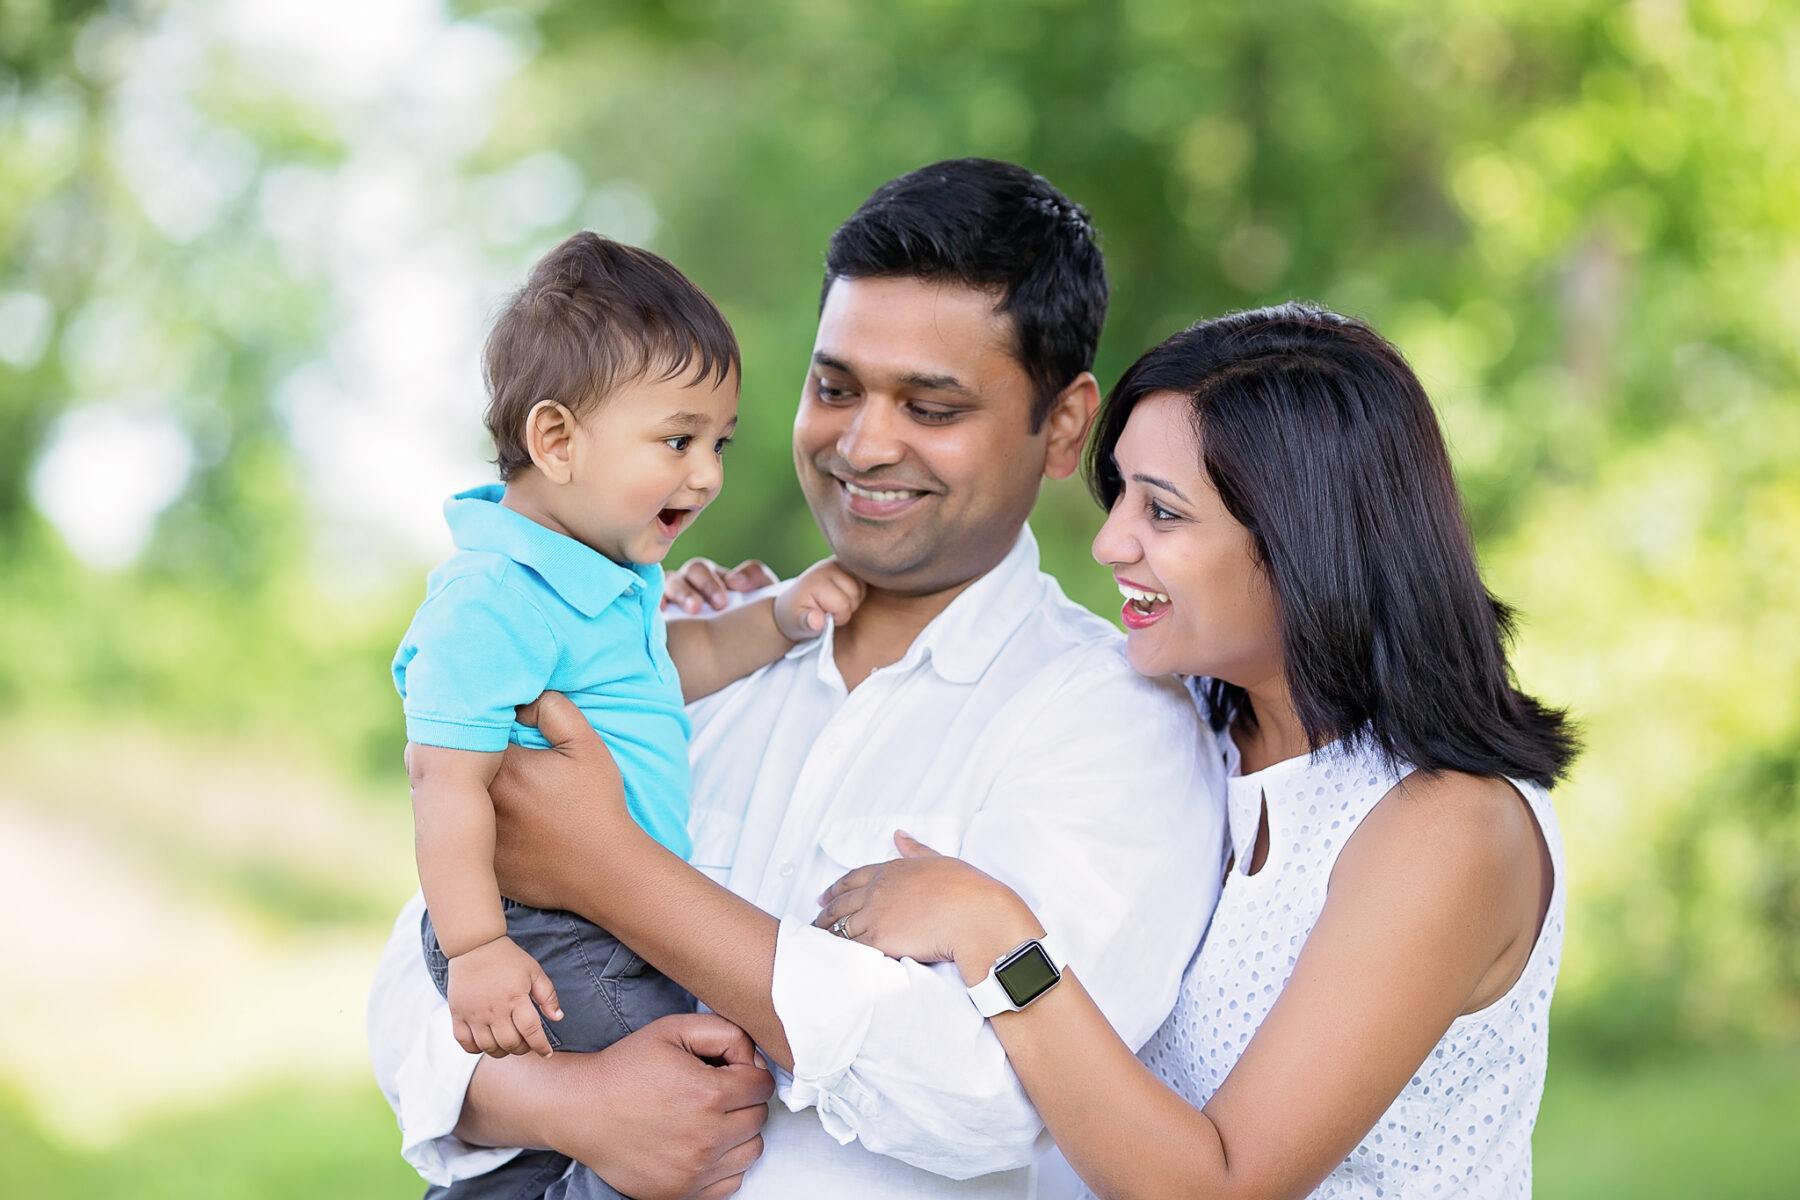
[656,507,689,536]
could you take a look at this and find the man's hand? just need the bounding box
[462,1013,775,1200]
[446,934,564,1058]
[662,558,778,614]
[491,692,631,912]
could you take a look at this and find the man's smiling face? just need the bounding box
[795,275,1055,597]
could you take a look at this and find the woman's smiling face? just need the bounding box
[1091,390,1284,688]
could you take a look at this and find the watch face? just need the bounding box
[995,941,1059,1008]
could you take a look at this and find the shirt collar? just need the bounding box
[786,525,1046,687]
[913,525,1045,684]
[442,484,653,618]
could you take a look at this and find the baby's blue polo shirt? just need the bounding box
[393,484,692,860]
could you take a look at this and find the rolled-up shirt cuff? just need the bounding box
[394,1023,520,1186]
[371,894,524,1187]
[770,918,909,1140]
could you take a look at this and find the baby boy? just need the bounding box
[391,234,859,1176]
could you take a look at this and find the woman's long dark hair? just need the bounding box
[1087,302,1577,786]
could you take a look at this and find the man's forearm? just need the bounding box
[457,1053,566,1151]
[490,694,794,1066]
[569,827,793,1068]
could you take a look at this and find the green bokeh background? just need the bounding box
[3,0,1797,1195]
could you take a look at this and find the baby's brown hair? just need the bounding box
[484,233,740,480]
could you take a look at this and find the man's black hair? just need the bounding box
[823,158,1109,430]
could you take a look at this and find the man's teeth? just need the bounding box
[843,481,919,502]
[1118,583,1170,606]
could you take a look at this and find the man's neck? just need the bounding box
[832,575,983,692]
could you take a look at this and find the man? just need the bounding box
[369,158,1228,1200]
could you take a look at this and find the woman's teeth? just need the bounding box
[843,481,918,502]
[1118,583,1170,610]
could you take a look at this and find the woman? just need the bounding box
[813,302,1576,1199]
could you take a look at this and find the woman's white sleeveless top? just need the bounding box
[1134,729,1566,1199]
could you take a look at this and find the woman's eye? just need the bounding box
[1147,498,1178,522]
[664,435,693,452]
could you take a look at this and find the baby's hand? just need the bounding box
[447,935,564,1058]
[774,557,866,641]
[662,557,778,613]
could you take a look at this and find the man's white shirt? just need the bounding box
[367,527,1228,1198]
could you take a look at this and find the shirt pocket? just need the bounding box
[818,813,966,872]
[687,806,743,885]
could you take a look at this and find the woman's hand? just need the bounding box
[812,832,1043,981]
[490,690,637,911]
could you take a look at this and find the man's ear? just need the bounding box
[1042,372,1100,481]
[525,401,578,484]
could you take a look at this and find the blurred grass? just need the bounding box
[0,1081,418,1199]
[2,1047,1796,1198]
[1534,1045,1800,1200]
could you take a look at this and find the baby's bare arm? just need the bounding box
[407,743,507,957]
[664,598,791,703]
[664,559,865,702]
[409,743,563,1057]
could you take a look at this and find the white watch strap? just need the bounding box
[967,934,1068,1017]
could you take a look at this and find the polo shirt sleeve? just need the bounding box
[394,572,561,752]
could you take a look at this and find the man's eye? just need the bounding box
[664,435,693,452]
[814,380,853,403]
[909,405,957,423]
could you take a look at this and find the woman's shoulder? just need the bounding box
[1367,770,1541,868]
[1332,769,1547,939]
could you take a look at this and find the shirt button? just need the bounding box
[777,861,796,879]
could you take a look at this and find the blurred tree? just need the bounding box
[1,0,1795,1050]
[465,0,1799,1049]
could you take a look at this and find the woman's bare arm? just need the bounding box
[823,772,1548,1200]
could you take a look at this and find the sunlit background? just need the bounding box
[3,0,1798,1195]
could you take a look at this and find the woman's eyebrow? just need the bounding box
[1131,472,1190,501]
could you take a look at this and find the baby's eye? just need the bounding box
[714,435,734,455]
[663,435,693,452]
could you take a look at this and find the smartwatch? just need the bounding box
[966,934,1067,1017]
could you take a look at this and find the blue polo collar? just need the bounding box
[443,484,652,618]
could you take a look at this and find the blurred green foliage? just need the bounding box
[3,0,1797,1079]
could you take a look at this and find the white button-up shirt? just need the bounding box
[367,527,1227,1198]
